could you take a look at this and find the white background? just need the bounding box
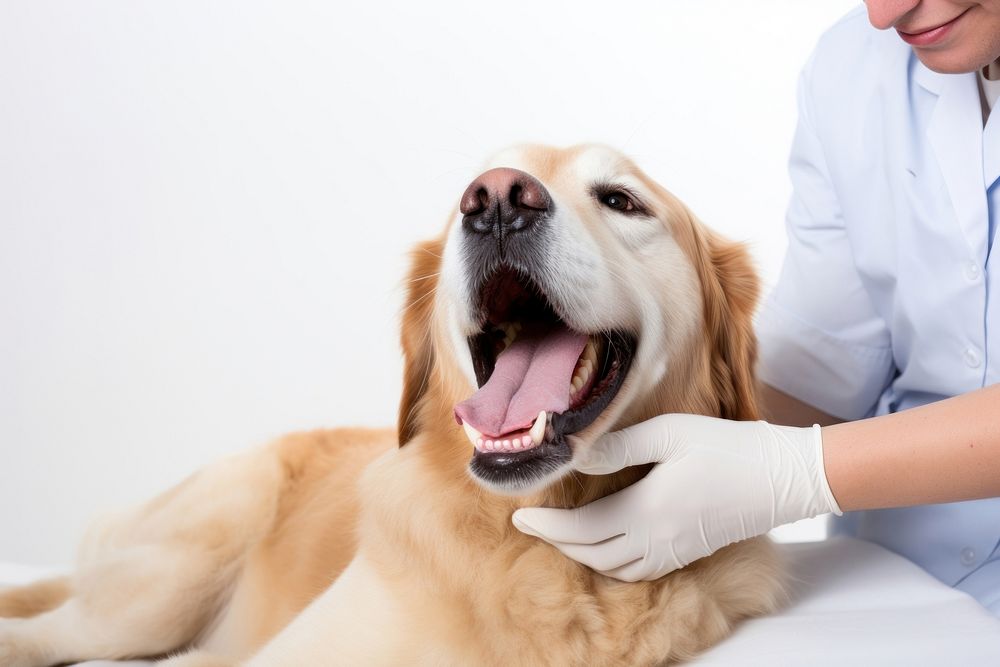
[1,0,859,565]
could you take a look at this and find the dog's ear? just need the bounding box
[697,229,761,421]
[397,237,445,447]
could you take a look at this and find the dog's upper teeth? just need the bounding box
[499,321,521,351]
[570,341,597,394]
[463,422,483,449]
[529,411,546,445]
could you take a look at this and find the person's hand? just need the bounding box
[512,414,842,581]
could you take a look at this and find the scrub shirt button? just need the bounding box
[964,261,981,282]
[964,347,982,368]
[961,547,977,567]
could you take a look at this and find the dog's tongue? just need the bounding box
[455,325,588,438]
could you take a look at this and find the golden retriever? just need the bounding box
[0,144,784,666]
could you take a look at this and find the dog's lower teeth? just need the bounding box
[467,427,538,453]
[463,422,484,449]
[459,388,560,456]
[529,411,546,445]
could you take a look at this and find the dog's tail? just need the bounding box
[0,576,71,618]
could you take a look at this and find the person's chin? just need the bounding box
[911,46,994,75]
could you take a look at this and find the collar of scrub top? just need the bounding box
[913,58,999,265]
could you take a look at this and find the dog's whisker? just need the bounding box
[406,285,439,310]
[402,272,442,285]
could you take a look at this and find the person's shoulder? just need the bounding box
[812,5,900,62]
[802,6,910,110]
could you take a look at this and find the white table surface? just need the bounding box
[695,537,1000,664]
[4,536,1000,666]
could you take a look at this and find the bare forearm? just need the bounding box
[822,384,1000,512]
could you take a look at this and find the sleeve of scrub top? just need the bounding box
[756,64,896,421]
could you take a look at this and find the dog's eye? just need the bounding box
[600,191,635,212]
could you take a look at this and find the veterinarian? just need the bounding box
[514,0,1000,615]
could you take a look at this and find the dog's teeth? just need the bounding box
[484,439,494,452]
[502,439,511,450]
[571,377,583,391]
[579,366,591,382]
[463,422,484,449]
[500,322,520,346]
[522,436,532,448]
[529,411,546,445]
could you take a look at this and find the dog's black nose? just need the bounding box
[460,168,551,242]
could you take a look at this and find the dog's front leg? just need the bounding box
[243,554,429,667]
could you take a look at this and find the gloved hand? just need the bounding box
[512,414,842,581]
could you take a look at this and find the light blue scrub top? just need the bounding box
[757,7,1000,615]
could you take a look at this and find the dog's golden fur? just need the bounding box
[0,145,784,666]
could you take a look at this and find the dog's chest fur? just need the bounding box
[353,436,783,666]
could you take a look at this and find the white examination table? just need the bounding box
[3,537,999,665]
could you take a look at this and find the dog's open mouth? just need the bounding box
[456,266,635,490]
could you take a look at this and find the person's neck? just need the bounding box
[984,58,1000,81]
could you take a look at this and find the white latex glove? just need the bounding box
[512,414,842,581]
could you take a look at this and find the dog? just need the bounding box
[0,144,784,666]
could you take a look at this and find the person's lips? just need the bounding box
[896,9,969,47]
